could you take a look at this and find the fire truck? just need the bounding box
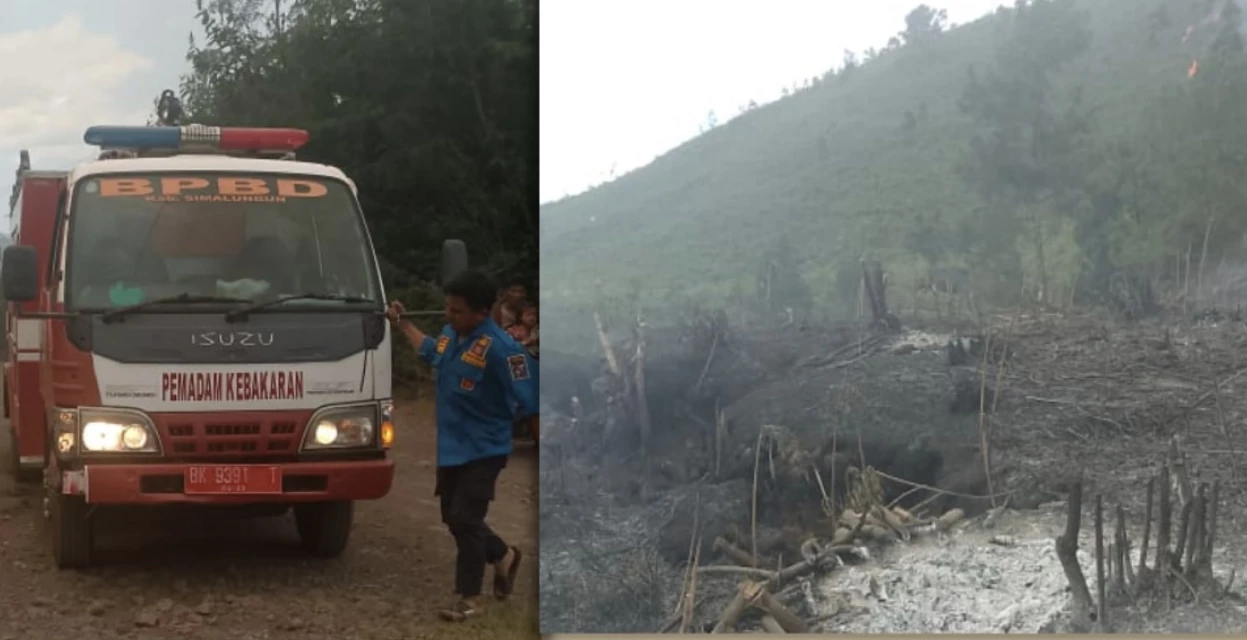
[4,123,465,568]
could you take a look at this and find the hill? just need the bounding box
[540,0,1242,322]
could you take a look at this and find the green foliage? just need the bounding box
[180,0,536,285]
[900,4,949,45]
[177,0,534,387]
[541,0,1247,321]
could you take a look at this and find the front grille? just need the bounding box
[153,413,308,459]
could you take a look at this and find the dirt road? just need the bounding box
[0,399,538,640]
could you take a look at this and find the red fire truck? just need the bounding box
[4,124,464,568]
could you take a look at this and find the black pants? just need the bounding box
[436,455,510,597]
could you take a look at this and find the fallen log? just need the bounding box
[710,583,751,633]
[713,536,759,568]
[749,586,810,633]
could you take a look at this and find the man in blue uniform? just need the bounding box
[387,269,539,622]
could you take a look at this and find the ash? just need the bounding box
[817,504,1084,634]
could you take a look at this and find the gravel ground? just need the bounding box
[0,398,538,640]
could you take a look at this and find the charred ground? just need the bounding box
[539,298,1247,634]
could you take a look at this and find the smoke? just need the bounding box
[1236,0,1247,47]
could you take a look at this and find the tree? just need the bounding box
[700,110,719,132]
[180,0,537,285]
[900,4,949,45]
[957,0,1093,302]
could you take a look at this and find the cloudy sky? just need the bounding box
[0,0,202,215]
[540,0,1010,204]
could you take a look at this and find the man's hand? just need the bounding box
[387,300,405,323]
[388,300,429,351]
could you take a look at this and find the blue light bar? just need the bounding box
[83,126,183,149]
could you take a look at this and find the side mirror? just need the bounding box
[1,245,37,303]
[439,239,468,285]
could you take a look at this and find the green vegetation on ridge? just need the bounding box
[541,0,1246,322]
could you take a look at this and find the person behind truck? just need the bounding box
[219,236,294,299]
[387,270,538,623]
[517,304,539,359]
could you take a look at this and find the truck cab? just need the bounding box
[3,125,461,568]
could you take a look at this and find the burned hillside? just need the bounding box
[538,273,1247,633]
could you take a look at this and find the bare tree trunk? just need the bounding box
[1095,494,1107,629]
[1184,242,1192,317]
[593,311,622,378]
[1056,482,1094,630]
[1031,210,1049,305]
[1197,216,1214,309]
[635,310,651,502]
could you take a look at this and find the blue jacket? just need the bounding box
[418,318,539,467]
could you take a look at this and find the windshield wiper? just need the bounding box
[225,293,377,322]
[101,293,250,324]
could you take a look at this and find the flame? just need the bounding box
[1188,59,1199,78]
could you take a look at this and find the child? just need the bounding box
[518,304,539,358]
[506,305,530,342]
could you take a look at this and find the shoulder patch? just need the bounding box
[508,354,531,381]
[435,336,450,355]
[461,335,492,368]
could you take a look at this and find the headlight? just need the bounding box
[56,408,161,455]
[380,400,395,449]
[301,404,378,450]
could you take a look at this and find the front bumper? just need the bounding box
[63,459,395,505]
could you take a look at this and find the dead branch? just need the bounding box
[714,403,725,480]
[1174,497,1194,572]
[1122,504,1132,593]
[1095,494,1107,628]
[936,508,965,532]
[760,615,786,634]
[679,494,703,634]
[749,587,810,633]
[676,493,702,631]
[1203,481,1219,576]
[635,312,652,502]
[713,536,759,568]
[767,545,861,588]
[657,597,706,633]
[1170,437,1192,508]
[697,565,777,580]
[1055,481,1093,629]
[1186,365,1247,412]
[1158,465,1173,610]
[710,583,751,633]
[680,547,703,632]
[593,311,623,380]
[694,331,720,394]
[1139,476,1154,579]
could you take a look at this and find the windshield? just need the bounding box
[64,172,382,310]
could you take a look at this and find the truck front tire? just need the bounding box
[50,492,92,569]
[294,501,353,558]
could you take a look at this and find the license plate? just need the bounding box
[184,465,282,495]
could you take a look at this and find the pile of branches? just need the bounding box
[658,463,971,634]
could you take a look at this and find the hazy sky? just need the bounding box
[0,1,202,214]
[540,0,1009,204]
